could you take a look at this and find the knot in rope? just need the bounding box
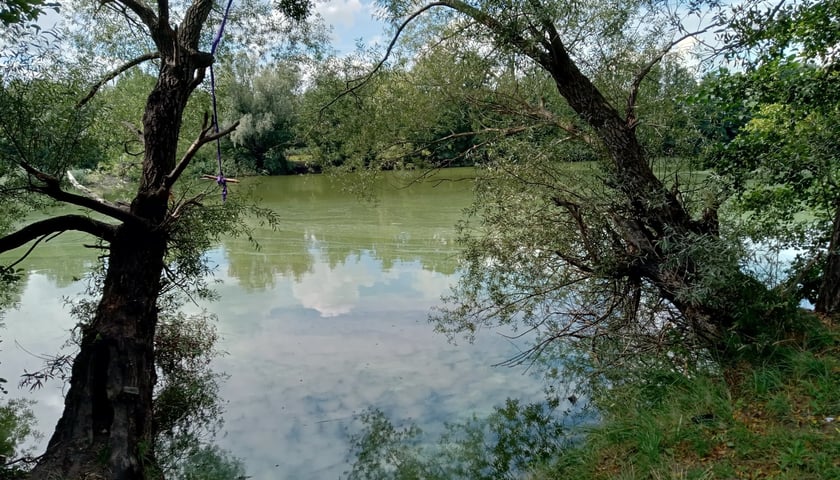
[216,174,228,201]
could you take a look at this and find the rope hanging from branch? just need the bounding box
[209,0,236,201]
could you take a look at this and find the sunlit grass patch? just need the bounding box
[533,322,840,480]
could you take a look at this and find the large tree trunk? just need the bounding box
[816,202,840,315]
[29,226,166,479]
[542,48,747,347]
[29,42,201,479]
[437,0,764,352]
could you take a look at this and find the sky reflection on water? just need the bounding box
[1,171,546,479]
[203,241,544,478]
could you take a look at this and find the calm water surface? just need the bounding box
[0,169,544,478]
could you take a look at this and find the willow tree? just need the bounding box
[0,0,310,478]
[361,0,792,363]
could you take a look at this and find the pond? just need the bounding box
[0,168,545,478]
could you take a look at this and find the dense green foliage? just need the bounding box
[298,48,494,171]
[696,0,840,313]
[0,0,56,26]
[341,0,840,478]
[698,62,840,292]
[219,56,302,174]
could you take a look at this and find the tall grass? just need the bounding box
[533,322,840,479]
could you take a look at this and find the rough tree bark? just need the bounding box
[816,201,840,315]
[29,226,167,479]
[0,0,224,478]
[424,0,773,351]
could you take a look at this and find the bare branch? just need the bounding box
[37,184,140,224]
[422,125,529,145]
[3,233,49,271]
[16,161,140,224]
[166,193,206,224]
[17,160,60,189]
[163,117,239,190]
[321,2,448,113]
[161,263,203,306]
[122,121,144,141]
[625,26,714,127]
[121,121,145,156]
[553,196,599,262]
[553,249,595,274]
[478,93,596,145]
[77,52,160,108]
[66,171,106,203]
[0,215,117,255]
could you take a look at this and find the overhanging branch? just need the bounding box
[38,188,136,225]
[0,215,117,255]
[625,26,714,127]
[321,2,447,113]
[77,52,160,108]
[17,161,142,225]
[439,0,552,65]
[323,1,547,115]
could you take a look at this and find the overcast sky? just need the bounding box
[315,0,388,54]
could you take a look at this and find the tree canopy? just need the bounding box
[0,0,56,26]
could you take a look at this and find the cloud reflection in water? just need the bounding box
[1,171,545,479]
[208,241,544,479]
[1,245,543,479]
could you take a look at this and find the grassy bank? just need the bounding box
[536,320,840,480]
[345,318,839,480]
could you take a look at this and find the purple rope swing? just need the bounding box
[208,0,235,201]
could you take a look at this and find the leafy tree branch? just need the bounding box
[77,51,160,108]
[0,215,117,255]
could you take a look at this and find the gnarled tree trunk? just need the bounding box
[432,0,779,355]
[28,6,215,478]
[30,226,166,479]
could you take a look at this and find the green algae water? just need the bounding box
[0,168,543,478]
